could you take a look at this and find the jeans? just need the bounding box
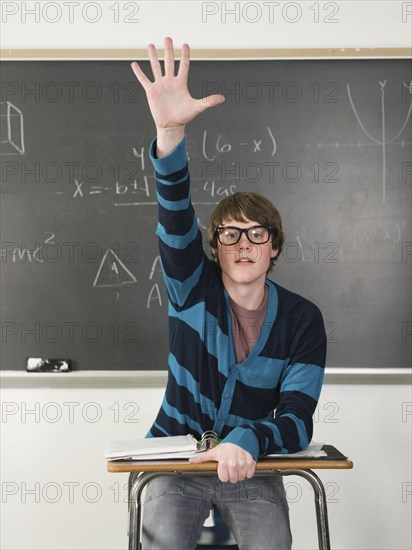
[142,475,292,550]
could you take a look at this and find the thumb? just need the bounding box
[195,94,225,114]
[188,448,216,463]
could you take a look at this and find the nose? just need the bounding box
[238,232,250,248]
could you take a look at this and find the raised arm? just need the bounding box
[131,37,225,157]
[131,38,225,308]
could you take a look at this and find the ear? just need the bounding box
[271,248,279,259]
[211,247,217,259]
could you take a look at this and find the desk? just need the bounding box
[108,449,353,550]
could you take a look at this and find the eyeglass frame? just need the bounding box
[214,225,275,246]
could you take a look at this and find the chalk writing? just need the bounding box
[346,81,412,203]
[146,283,163,309]
[0,101,25,155]
[93,249,137,288]
[202,127,277,161]
[0,232,55,263]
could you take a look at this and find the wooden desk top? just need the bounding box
[107,458,353,473]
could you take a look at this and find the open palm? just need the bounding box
[131,37,225,130]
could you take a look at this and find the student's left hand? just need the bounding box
[189,442,256,483]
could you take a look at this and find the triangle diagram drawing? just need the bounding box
[93,248,137,288]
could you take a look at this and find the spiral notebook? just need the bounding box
[105,431,219,461]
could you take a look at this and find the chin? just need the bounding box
[224,269,267,285]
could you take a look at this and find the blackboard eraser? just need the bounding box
[26,358,72,373]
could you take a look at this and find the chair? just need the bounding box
[196,506,239,549]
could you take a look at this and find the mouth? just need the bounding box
[235,257,255,264]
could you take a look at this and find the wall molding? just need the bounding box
[1,368,410,388]
[1,48,410,60]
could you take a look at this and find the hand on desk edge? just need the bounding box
[189,442,256,483]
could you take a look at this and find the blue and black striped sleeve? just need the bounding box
[149,136,206,308]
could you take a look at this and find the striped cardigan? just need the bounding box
[146,136,326,461]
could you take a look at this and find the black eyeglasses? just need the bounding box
[215,225,273,246]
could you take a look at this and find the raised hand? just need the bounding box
[131,37,225,156]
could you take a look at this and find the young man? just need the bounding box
[131,37,326,550]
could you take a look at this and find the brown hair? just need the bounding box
[208,191,284,271]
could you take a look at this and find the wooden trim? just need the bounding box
[107,458,353,473]
[1,48,411,60]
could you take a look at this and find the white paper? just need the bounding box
[265,441,326,459]
[105,434,198,460]
[105,437,327,461]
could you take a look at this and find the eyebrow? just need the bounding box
[219,224,263,228]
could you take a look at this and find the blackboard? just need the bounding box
[0,58,411,371]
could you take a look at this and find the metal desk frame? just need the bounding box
[108,457,353,550]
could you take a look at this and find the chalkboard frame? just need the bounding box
[1,47,410,60]
[1,48,411,383]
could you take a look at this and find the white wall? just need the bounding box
[1,378,411,550]
[1,1,411,49]
[1,2,411,549]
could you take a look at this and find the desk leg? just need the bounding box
[128,472,175,550]
[127,469,330,550]
[280,469,330,550]
[127,473,139,537]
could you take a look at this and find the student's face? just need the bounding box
[212,219,278,288]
